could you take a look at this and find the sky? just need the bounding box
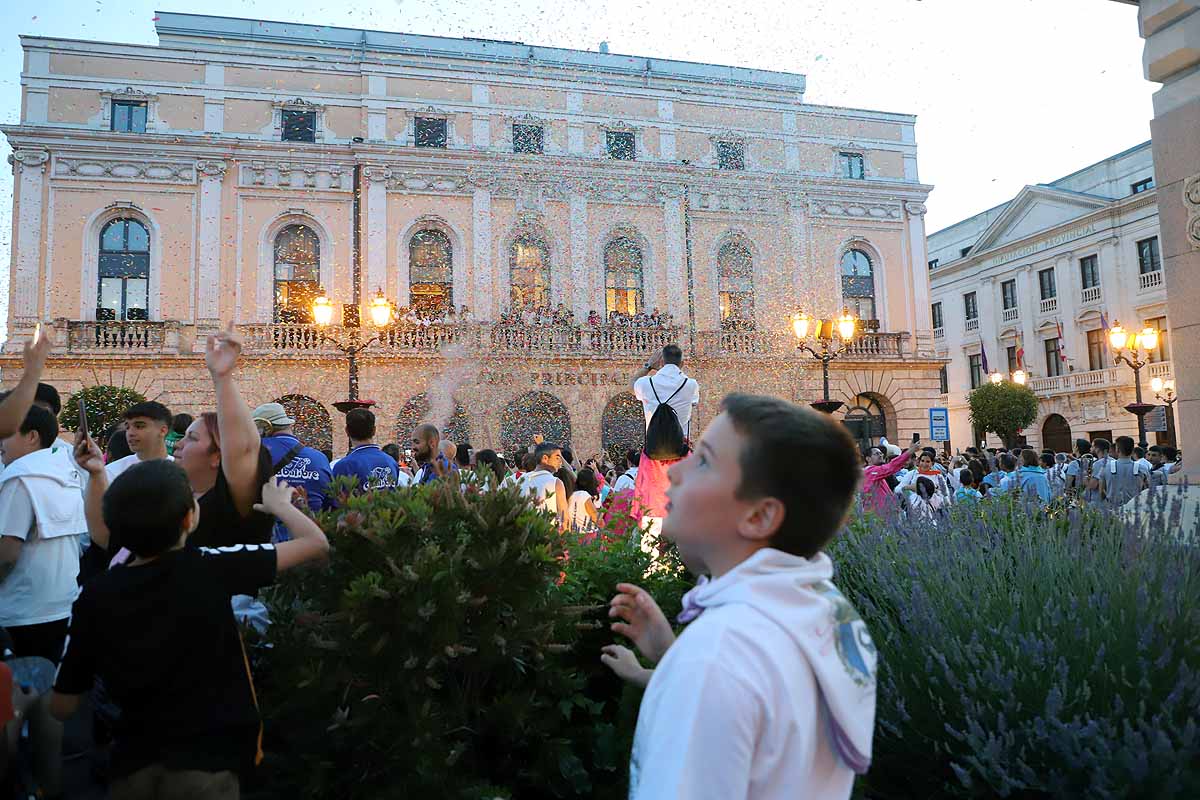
[0,0,1154,330]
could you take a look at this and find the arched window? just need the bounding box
[841,249,876,322]
[98,218,150,321]
[273,225,321,324]
[409,229,453,316]
[604,237,643,316]
[717,240,754,327]
[510,236,550,311]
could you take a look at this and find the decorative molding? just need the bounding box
[240,161,351,191]
[97,87,164,133]
[363,165,393,183]
[54,155,195,183]
[810,198,902,220]
[388,171,473,194]
[10,149,50,173]
[690,189,778,215]
[196,160,228,179]
[904,201,927,217]
[1185,173,1200,248]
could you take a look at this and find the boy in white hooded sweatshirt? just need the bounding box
[602,393,876,800]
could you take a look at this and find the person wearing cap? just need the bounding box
[252,402,331,542]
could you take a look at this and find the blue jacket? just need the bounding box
[1016,465,1052,502]
[332,444,400,493]
[261,433,332,513]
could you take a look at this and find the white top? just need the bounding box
[1135,457,1153,478]
[633,364,700,438]
[518,469,560,514]
[0,480,81,627]
[566,490,596,532]
[105,452,174,482]
[612,467,638,494]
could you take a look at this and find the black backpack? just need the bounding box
[643,376,690,461]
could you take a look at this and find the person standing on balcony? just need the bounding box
[631,344,700,541]
[252,403,331,542]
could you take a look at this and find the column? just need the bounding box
[1017,267,1038,372]
[904,202,931,354]
[661,186,688,324]
[363,166,390,301]
[203,64,224,134]
[195,160,226,323]
[569,194,590,322]
[787,195,816,312]
[1056,252,1080,372]
[1099,237,1129,324]
[471,188,492,320]
[11,149,49,326]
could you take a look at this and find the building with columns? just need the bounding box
[929,141,1176,452]
[4,12,940,457]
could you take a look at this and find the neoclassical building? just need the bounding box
[4,12,940,456]
[929,141,1176,452]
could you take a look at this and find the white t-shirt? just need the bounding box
[566,490,596,532]
[633,364,700,439]
[612,468,638,494]
[105,452,174,482]
[0,480,82,627]
[518,469,560,514]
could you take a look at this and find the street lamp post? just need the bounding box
[791,310,857,414]
[1107,321,1160,449]
[312,287,393,410]
[1152,376,1178,447]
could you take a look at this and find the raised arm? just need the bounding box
[75,433,110,549]
[0,330,52,439]
[206,325,262,516]
[630,350,664,391]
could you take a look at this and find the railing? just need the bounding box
[67,321,168,353]
[1039,297,1058,314]
[1081,285,1102,304]
[842,332,910,358]
[1002,307,1019,322]
[965,318,979,332]
[693,329,779,356]
[1148,361,1172,379]
[933,326,944,339]
[1139,270,1164,292]
[1030,366,1125,396]
[241,324,336,354]
[486,324,678,356]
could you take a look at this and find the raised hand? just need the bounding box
[205,322,243,379]
[253,477,297,517]
[23,324,53,377]
[600,644,653,688]
[73,431,105,477]
[608,582,676,665]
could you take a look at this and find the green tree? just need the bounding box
[967,381,1038,449]
[60,385,146,442]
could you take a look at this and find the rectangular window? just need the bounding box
[968,354,983,390]
[963,292,978,321]
[111,100,147,133]
[939,365,949,395]
[1038,267,1056,300]
[716,141,745,170]
[1144,316,1170,362]
[1137,237,1161,274]
[1131,177,1155,194]
[1007,346,1019,374]
[1079,255,1100,289]
[281,109,316,143]
[1045,337,1064,377]
[512,123,543,154]
[1086,329,1107,371]
[606,131,636,160]
[1001,279,1017,310]
[931,302,943,330]
[960,246,972,258]
[928,258,939,270]
[415,117,447,148]
[839,152,865,179]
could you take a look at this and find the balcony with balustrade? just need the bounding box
[965,317,979,333]
[1081,285,1103,305]
[692,329,917,360]
[1002,306,1019,323]
[1028,360,1173,398]
[1138,269,1164,293]
[63,320,176,355]
[1038,296,1058,315]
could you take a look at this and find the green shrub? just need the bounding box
[60,385,146,440]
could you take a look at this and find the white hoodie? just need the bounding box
[629,548,877,800]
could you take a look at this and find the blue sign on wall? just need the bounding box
[929,407,950,442]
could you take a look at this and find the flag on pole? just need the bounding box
[1056,321,1069,365]
[1099,312,1110,332]
[1015,331,1025,369]
[980,338,990,375]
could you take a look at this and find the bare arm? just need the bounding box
[206,326,261,516]
[0,331,52,439]
[0,536,21,583]
[555,479,568,533]
[75,433,109,549]
[584,497,599,524]
[255,479,329,571]
[630,351,664,391]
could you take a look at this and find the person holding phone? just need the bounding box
[861,436,920,515]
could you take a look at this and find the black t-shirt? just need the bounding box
[191,445,276,549]
[54,545,278,778]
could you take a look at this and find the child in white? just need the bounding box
[604,394,875,800]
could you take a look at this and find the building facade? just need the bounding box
[4,12,940,456]
[929,142,1175,452]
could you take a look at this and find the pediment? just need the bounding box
[971,186,1109,254]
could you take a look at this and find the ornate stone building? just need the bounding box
[4,12,940,456]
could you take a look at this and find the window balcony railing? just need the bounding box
[933,326,944,339]
[1002,307,1019,323]
[1039,297,1058,314]
[1081,285,1103,304]
[965,318,979,333]
[1139,270,1164,292]
[1027,361,1173,397]
[66,321,170,353]
[693,330,914,360]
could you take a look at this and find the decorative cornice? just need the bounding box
[99,86,158,102]
[272,97,321,109]
[904,201,927,217]
[10,148,50,172]
[1184,173,1200,249]
[363,165,394,183]
[196,160,228,179]
[54,154,194,183]
[811,197,903,221]
[241,160,351,191]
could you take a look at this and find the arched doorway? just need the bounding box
[1042,414,1072,454]
[842,393,889,453]
[601,392,645,465]
[274,394,332,452]
[395,393,471,446]
[501,391,571,456]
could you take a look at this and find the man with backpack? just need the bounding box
[631,344,699,542]
[252,403,332,542]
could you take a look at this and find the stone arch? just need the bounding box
[500,391,572,456]
[713,231,757,327]
[397,214,468,315]
[601,391,645,465]
[80,202,164,321]
[395,392,471,446]
[842,391,894,452]
[274,394,333,452]
[257,211,335,323]
[1041,413,1073,454]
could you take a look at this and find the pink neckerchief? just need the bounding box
[676,575,711,624]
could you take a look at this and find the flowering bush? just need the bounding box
[832,493,1200,798]
[59,385,146,441]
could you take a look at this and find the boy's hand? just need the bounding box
[254,477,297,517]
[609,583,676,665]
[600,644,653,688]
[23,325,53,375]
[73,431,105,477]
